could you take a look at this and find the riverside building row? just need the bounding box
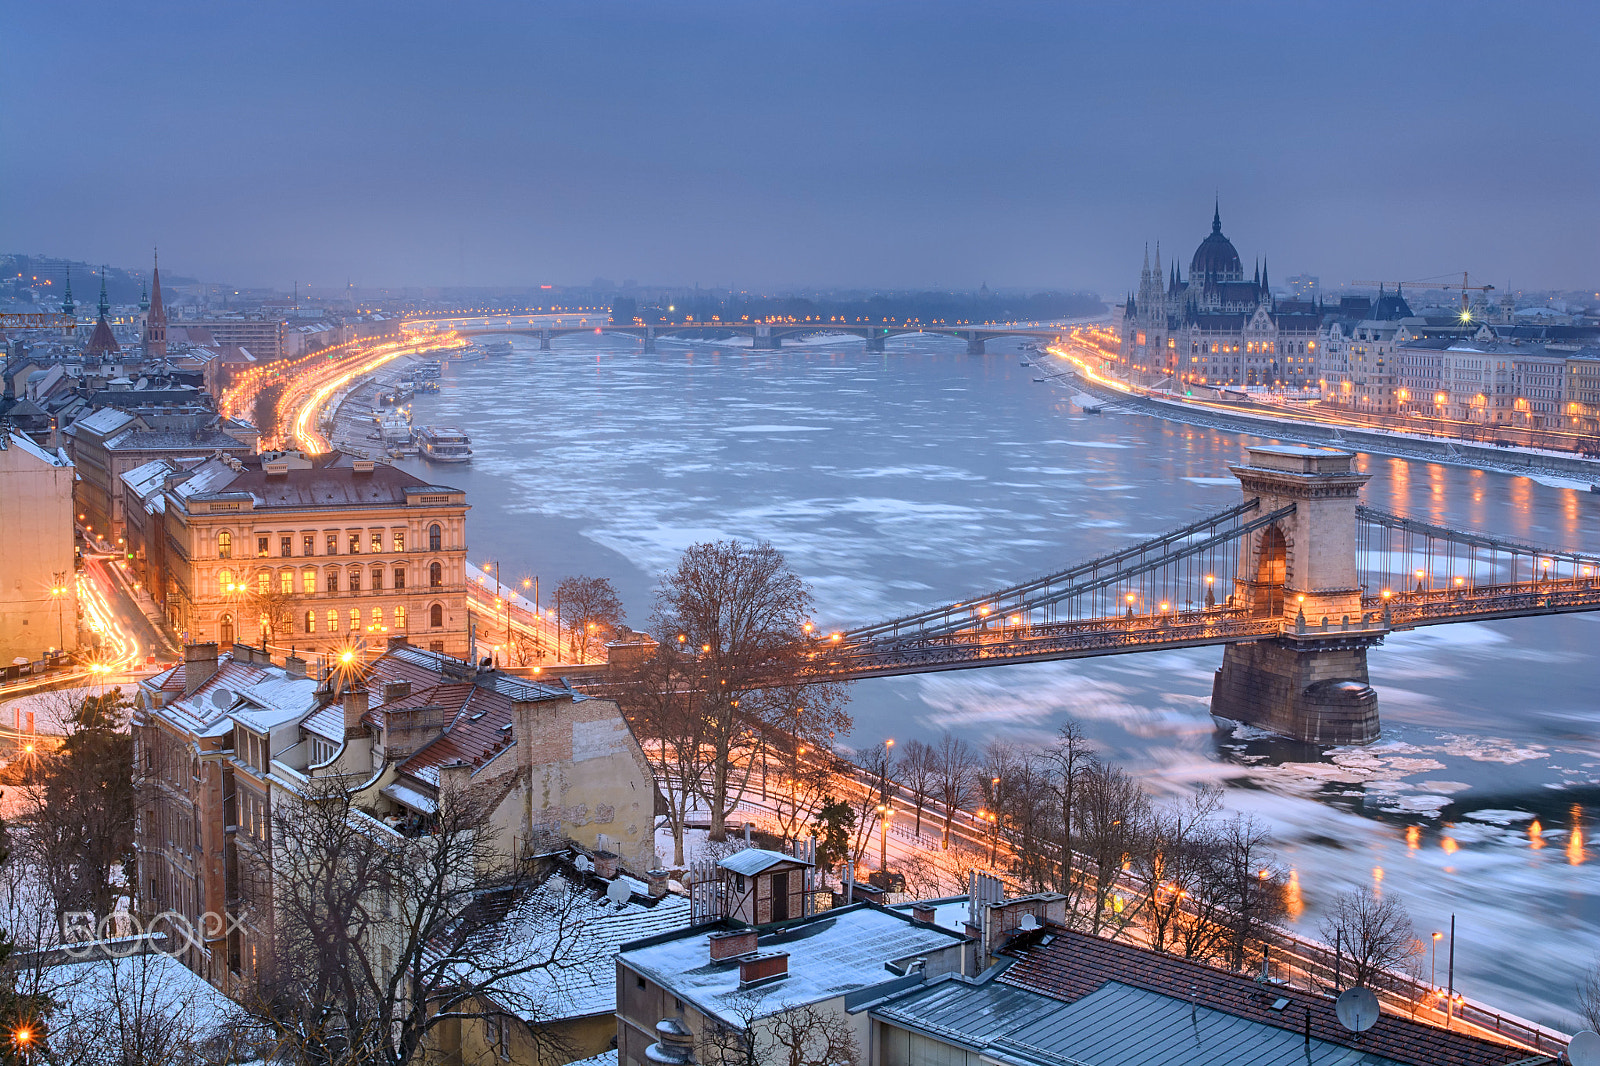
[1115,205,1600,432]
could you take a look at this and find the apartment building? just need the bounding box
[157,449,470,658]
[0,430,77,661]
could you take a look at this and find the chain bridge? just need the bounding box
[810,446,1600,745]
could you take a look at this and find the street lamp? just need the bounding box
[1431,931,1442,993]
[877,802,891,874]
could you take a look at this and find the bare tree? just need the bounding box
[619,644,703,867]
[553,575,625,661]
[698,989,860,1066]
[650,540,845,840]
[1132,787,1221,954]
[895,739,939,838]
[1578,956,1600,1032]
[1040,720,1095,893]
[1211,813,1288,970]
[932,733,976,850]
[1077,761,1148,935]
[1318,887,1424,990]
[249,777,598,1066]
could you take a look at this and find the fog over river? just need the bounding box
[391,331,1600,1030]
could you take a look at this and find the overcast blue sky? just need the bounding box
[5,1,1596,294]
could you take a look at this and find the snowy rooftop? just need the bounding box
[617,904,966,1027]
[718,847,810,876]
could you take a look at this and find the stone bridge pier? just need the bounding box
[539,328,552,350]
[964,332,986,354]
[752,325,780,350]
[1210,446,1383,745]
[643,326,657,353]
[864,333,886,352]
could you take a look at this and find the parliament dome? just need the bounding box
[1190,204,1243,282]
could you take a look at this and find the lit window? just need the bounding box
[217,532,233,559]
[257,536,270,558]
[393,531,405,552]
[280,571,294,595]
[303,570,316,594]
[327,610,338,632]
[349,609,360,631]
[396,605,407,629]
[371,607,382,626]
[371,532,382,553]
[327,534,338,556]
[218,569,235,595]
[430,562,442,588]
[349,533,360,555]
[258,571,270,594]
[305,610,315,633]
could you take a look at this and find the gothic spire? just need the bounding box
[96,267,110,320]
[1253,260,1260,287]
[61,267,75,317]
[1212,197,1222,235]
[145,249,168,360]
[1261,256,1269,294]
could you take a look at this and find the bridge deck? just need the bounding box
[811,578,1600,680]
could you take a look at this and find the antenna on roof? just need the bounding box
[1334,987,1379,1034]
[1568,1031,1600,1066]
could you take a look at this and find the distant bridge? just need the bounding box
[807,445,1600,744]
[403,314,1066,354]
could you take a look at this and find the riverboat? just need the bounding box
[482,340,512,356]
[418,426,472,463]
[412,360,443,379]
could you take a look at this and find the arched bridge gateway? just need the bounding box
[808,446,1600,745]
[405,315,1064,354]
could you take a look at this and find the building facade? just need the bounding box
[1120,205,1322,389]
[0,430,78,661]
[158,450,471,658]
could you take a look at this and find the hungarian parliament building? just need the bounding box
[1119,204,1323,389]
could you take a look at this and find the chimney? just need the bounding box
[342,686,369,738]
[708,929,758,962]
[738,951,789,987]
[512,698,538,774]
[912,903,937,925]
[383,680,412,703]
[284,654,307,680]
[439,759,472,795]
[183,642,219,695]
[351,458,374,474]
[592,850,619,880]
[646,869,670,899]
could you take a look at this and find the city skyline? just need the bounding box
[5,1,1597,293]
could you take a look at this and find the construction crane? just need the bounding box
[0,313,77,329]
[1351,273,1495,321]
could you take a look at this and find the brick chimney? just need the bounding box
[439,759,472,796]
[284,654,307,680]
[183,643,219,696]
[342,686,369,739]
[646,869,670,898]
[382,680,412,703]
[512,698,539,774]
[738,951,789,987]
[912,903,937,924]
[592,850,620,879]
[708,929,758,962]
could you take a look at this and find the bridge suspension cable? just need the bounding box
[1357,505,1600,596]
[844,499,1290,645]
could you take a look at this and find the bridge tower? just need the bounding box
[1211,446,1383,744]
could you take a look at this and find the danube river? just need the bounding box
[394,331,1600,1029]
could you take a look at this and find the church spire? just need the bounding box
[1212,197,1222,235]
[145,249,167,360]
[61,267,75,317]
[1253,259,1260,287]
[1153,243,1163,293]
[1261,256,1269,294]
[96,267,110,320]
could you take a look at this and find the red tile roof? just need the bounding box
[1000,929,1541,1066]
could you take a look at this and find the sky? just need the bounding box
[4,1,1598,295]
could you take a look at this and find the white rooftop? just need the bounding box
[617,905,965,1027]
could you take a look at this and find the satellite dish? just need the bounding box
[606,878,632,905]
[1568,1030,1600,1066]
[210,689,234,710]
[1335,987,1380,1033]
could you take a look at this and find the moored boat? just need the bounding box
[417,425,472,462]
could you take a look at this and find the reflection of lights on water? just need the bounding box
[1405,825,1421,851]
[1285,868,1303,920]
[1371,865,1383,887]
[1529,818,1545,849]
[1440,837,1459,856]
[1569,805,1586,866]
